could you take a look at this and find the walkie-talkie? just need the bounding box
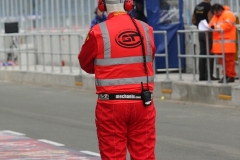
[141,82,152,106]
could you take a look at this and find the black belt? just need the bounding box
[98,93,152,100]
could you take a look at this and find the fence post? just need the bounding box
[177,32,183,81]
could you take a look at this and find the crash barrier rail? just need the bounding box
[177,29,228,84]
[0,32,85,74]
[0,31,169,78]
[0,29,238,86]
[153,30,170,81]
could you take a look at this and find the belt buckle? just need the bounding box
[98,94,109,100]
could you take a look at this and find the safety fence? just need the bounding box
[178,29,240,85]
[0,30,239,85]
[0,32,85,74]
[178,29,227,83]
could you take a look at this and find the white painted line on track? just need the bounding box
[80,151,100,157]
[2,130,25,136]
[38,139,65,146]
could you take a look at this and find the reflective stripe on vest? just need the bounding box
[225,19,236,25]
[213,40,236,43]
[96,21,153,86]
[209,10,236,27]
[96,76,154,86]
[211,20,236,26]
[95,55,152,66]
[140,21,151,56]
[99,22,111,59]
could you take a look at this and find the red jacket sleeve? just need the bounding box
[78,30,98,74]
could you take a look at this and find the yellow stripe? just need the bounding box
[218,94,232,100]
[161,89,172,94]
[75,82,83,86]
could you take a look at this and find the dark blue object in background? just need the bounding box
[146,0,185,71]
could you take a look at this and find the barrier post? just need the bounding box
[3,36,6,70]
[220,30,227,84]
[41,34,46,72]
[59,35,63,73]
[50,35,54,72]
[69,34,73,73]
[205,31,211,84]
[25,35,29,71]
[177,32,183,81]
[34,34,37,71]
[78,35,83,74]
[153,31,170,81]
[191,31,197,82]
[164,31,170,81]
[238,29,240,85]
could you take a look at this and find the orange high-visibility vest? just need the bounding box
[209,6,236,54]
[79,12,156,94]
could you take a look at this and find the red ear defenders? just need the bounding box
[98,0,133,12]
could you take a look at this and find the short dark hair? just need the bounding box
[211,3,224,14]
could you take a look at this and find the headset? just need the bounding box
[98,0,133,12]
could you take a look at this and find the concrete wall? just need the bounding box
[0,70,239,107]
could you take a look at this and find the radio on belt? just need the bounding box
[141,82,152,107]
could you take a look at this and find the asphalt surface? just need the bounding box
[0,81,240,160]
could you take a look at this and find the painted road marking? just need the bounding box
[2,130,25,136]
[0,130,101,160]
[80,151,100,157]
[38,139,65,146]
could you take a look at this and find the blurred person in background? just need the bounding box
[192,0,218,81]
[90,7,107,29]
[209,3,236,83]
[131,0,147,23]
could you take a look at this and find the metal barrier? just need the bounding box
[0,31,170,80]
[0,29,238,86]
[153,30,170,81]
[0,32,85,74]
[177,29,228,84]
[237,28,240,85]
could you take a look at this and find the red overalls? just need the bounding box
[79,12,156,160]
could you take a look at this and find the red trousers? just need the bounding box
[95,100,156,160]
[217,53,236,78]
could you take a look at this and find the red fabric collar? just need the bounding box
[108,12,127,19]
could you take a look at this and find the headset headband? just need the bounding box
[105,0,123,4]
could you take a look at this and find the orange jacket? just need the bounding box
[79,12,156,94]
[209,6,236,54]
